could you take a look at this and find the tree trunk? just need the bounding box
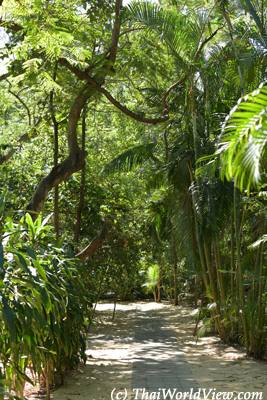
[26,0,129,221]
[76,221,111,261]
[233,188,248,346]
[172,235,179,306]
[50,67,60,239]
[214,239,226,304]
[157,263,161,303]
[74,105,87,243]
[27,85,94,216]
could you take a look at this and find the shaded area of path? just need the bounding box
[50,302,267,400]
[52,302,198,400]
[132,306,198,393]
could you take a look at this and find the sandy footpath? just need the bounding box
[28,302,267,400]
[162,304,267,396]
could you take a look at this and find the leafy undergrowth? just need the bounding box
[0,213,93,399]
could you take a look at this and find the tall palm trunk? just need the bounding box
[188,161,209,290]
[233,188,248,345]
[171,234,178,306]
[220,3,245,94]
[189,81,211,293]
[49,66,59,239]
[74,106,87,243]
[213,239,226,304]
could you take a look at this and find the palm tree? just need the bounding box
[103,0,267,355]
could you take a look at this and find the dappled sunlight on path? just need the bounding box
[50,302,267,400]
[131,307,198,393]
[158,305,267,396]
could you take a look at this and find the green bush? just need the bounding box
[0,212,93,398]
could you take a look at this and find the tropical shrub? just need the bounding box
[0,210,93,398]
[142,264,160,302]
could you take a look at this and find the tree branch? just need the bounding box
[119,27,145,37]
[194,26,223,59]
[0,19,23,33]
[107,0,123,64]
[0,73,9,82]
[162,74,188,110]
[0,123,40,164]
[99,85,168,124]
[27,84,94,215]
[8,84,32,126]
[0,94,49,165]
[76,222,111,261]
[59,58,168,125]
[162,26,223,109]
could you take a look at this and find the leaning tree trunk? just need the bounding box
[27,84,94,216]
[26,0,169,261]
[27,0,123,221]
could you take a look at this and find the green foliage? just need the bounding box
[218,83,267,192]
[0,212,93,396]
[102,142,156,174]
[142,264,160,293]
[128,1,200,64]
[0,0,266,391]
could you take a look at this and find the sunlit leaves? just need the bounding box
[218,83,267,191]
[127,1,200,65]
[142,263,159,292]
[3,0,99,65]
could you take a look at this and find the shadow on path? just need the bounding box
[131,306,198,393]
[50,302,199,400]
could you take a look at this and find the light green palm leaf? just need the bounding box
[127,1,199,65]
[102,142,156,175]
[218,83,267,191]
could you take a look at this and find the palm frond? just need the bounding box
[142,264,159,291]
[249,234,267,249]
[102,142,156,175]
[239,0,266,41]
[127,1,200,64]
[217,83,267,191]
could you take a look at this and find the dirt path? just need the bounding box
[51,302,267,400]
